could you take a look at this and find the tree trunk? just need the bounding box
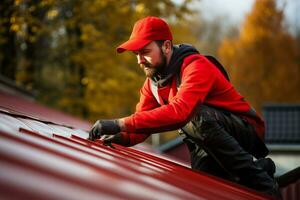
[0,0,17,80]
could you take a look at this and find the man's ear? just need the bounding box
[163,40,172,54]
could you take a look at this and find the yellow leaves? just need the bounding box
[8,2,46,40]
[135,3,146,13]
[28,35,36,43]
[80,24,102,43]
[10,20,27,38]
[94,0,107,7]
[10,16,17,24]
[86,80,95,92]
[80,33,89,42]
[14,0,23,6]
[47,9,59,20]
[81,77,89,86]
[241,0,283,45]
[219,39,236,60]
[40,0,55,7]
[2,0,195,121]
[9,15,24,34]
[218,0,300,111]
[10,24,20,32]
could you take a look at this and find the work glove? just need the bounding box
[89,119,121,141]
[100,133,130,147]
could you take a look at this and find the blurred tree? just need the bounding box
[18,0,48,91]
[0,0,59,91]
[0,0,17,80]
[218,0,300,111]
[170,10,238,58]
[68,0,195,121]
[0,0,196,123]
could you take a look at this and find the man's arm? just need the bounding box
[123,56,217,134]
[89,79,159,145]
[89,56,218,139]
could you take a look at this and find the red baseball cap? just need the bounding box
[116,16,173,53]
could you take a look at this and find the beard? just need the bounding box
[140,50,167,79]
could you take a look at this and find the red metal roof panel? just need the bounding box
[0,112,274,200]
[0,90,275,199]
[0,90,91,130]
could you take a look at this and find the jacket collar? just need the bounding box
[151,44,199,87]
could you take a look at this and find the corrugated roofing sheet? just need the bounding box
[0,90,91,130]
[0,92,275,199]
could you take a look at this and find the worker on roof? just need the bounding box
[89,16,281,199]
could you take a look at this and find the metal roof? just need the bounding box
[0,91,273,199]
[0,90,91,130]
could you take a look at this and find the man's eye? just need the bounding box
[142,51,150,55]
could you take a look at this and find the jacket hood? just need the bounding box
[151,44,199,87]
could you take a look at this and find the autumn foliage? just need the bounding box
[1,0,299,123]
[219,0,300,111]
[0,0,195,122]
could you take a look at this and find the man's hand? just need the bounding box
[88,119,121,141]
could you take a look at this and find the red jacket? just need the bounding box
[122,54,265,146]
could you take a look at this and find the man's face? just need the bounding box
[133,41,166,78]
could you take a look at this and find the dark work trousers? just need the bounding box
[180,105,281,198]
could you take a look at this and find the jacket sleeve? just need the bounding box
[121,79,160,146]
[124,55,217,133]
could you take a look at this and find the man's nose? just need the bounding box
[137,54,145,64]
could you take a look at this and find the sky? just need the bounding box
[192,0,299,33]
[195,0,254,23]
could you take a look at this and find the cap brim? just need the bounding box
[116,38,152,53]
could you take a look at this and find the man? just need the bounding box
[89,16,281,198]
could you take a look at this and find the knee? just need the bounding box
[194,105,220,129]
[183,107,221,141]
[181,105,226,142]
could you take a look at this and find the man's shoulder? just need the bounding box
[182,53,205,65]
[181,54,213,71]
[180,54,219,78]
